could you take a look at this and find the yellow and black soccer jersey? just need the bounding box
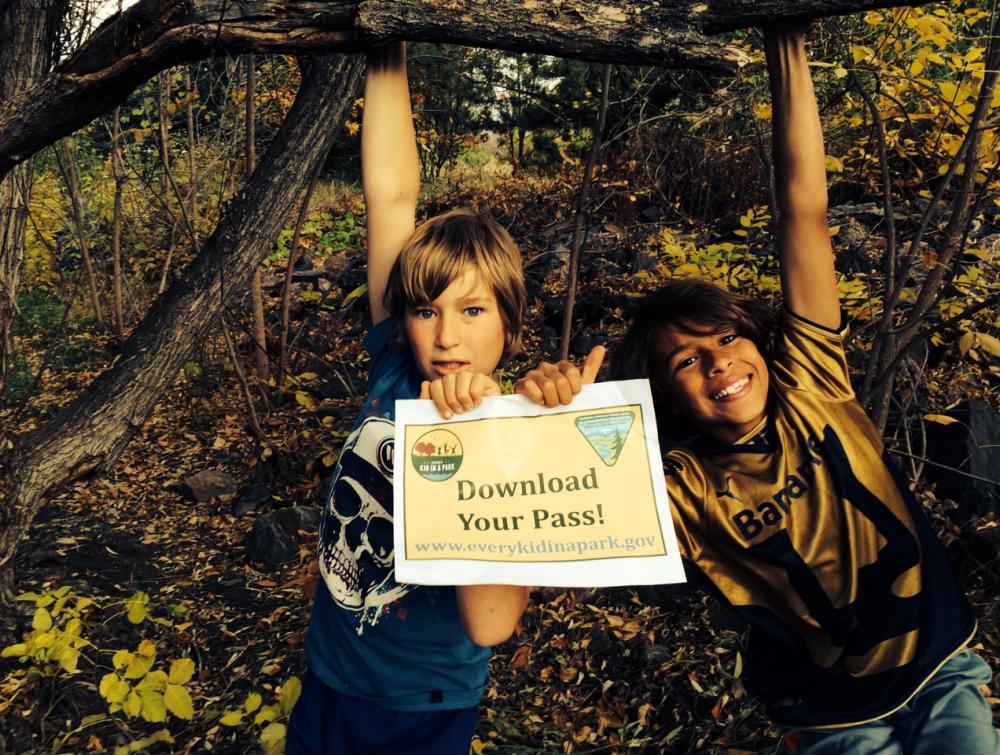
[662,310,975,729]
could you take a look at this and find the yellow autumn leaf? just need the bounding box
[851,45,873,64]
[938,81,961,103]
[245,692,263,714]
[57,647,81,672]
[100,673,130,704]
[959,331,976,355]
[32,608,52,631]
[112,649,132,670]
[168,658,196,684]
[279,676,303,714]
[259,723,287,749]
[124,653,154,680]
[140,690,168,723]
[137,639,156,658]
[923,413,960,425]
[220,710,244,726]
[124,690,142,718]
[163,683,194,720]
[972,332,1000,358]
[254,706,278,726]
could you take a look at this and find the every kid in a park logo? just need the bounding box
[393,381,687,588]
[411,429,463,481]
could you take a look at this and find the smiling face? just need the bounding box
[403,267,507,381]
[650,322,769,444]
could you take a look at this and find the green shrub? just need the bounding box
[14,287,64,336]
[2,350,34,406]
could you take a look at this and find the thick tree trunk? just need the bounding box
[0,0,924,181]
[0,0,63,393]
[0,54,363,576]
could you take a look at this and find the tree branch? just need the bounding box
[0,53,363,573]
[0,0,928,178]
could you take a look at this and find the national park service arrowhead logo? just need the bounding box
[411,429,463,481]
[575,411,635,467]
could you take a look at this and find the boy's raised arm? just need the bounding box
[766,28,841,330]
[363,43,421,325]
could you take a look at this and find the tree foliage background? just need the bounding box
[0,1,998,753]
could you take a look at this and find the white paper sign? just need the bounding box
[393,379,686,587]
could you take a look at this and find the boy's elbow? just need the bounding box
[462,619,517,648]
[363,180,420,209]
[457,585,529,647]
[780,191,828,222]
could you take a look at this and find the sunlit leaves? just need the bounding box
[125,591,150,624]
[2,588,95,677]
[216,676,302,753]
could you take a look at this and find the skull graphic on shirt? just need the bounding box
[319,417,412,617]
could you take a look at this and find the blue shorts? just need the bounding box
[790,650,999,754]
[285,670,479,755]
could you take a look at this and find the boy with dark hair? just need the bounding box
[518,27,998,753]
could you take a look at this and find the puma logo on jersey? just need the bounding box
[716,477,742,501]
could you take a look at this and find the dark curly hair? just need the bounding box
[610,279,777,437]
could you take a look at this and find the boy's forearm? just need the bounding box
[456,584,529,647]
[362,43,420,205]
[766,29,827,218]
[765,28,840,328]
[363,42,420,324]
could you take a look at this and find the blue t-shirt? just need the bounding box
[304,319,490,711]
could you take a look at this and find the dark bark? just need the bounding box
[0,0,64,392]
[0,53,363,575]
[0,0,926,180]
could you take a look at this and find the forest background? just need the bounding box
[0,0,998,753]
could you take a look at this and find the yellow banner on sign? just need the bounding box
[402,405,667,563]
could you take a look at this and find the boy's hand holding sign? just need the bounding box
[393,379,686,587]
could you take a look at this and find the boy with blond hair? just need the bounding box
[286,44,533,754]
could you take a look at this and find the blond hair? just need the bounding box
[384,209,526,363]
